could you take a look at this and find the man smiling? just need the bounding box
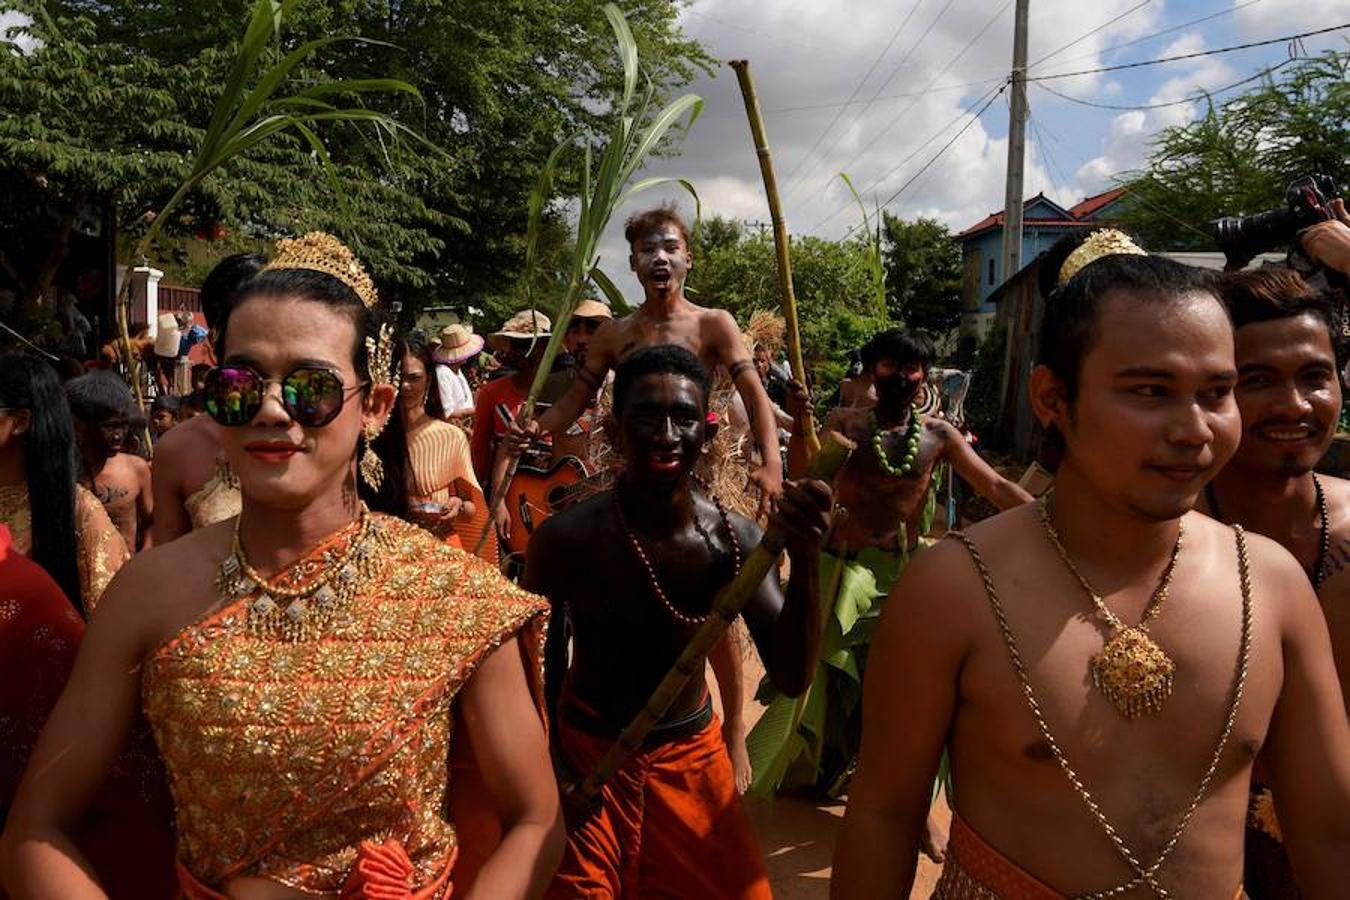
[525,345,831,899]
[1200,268,1350,898]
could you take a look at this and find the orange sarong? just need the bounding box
[934,814,1246,900]
[546,706,770,900]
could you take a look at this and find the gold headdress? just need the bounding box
[1057,228,1147,287]
[265,232,379,309]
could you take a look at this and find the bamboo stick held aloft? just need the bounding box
[730,59,820,456]
[568,430,854,813]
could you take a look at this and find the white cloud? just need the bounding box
[1232,0,1350,41]
[0,10,38,53]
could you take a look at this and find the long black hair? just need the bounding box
[402,332,446,420]
[0,354,84,615]
[223,267,410,519]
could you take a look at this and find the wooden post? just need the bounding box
[730,59,820,456]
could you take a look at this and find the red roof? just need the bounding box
[958,186,1128,239]
[1067,186,1127,219]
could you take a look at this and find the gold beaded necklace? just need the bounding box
[217,505,384,641]
[1039,496,1183,718]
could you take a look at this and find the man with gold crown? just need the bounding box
[2,232,564,899]
[832,229,1350,898]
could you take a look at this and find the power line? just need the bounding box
[776,1,929,197]
[759,76,1009,114]
[1027,0,1155,70]
[1024,24,1348,81]
[1033,56,1296,111]
[792,0,1013,214]
[785,0,962,203]
[813,82,1009,235]
[1037,0,1269,71]
[1027,108,1071,192]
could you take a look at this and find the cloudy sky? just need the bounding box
[595,0,1349,301]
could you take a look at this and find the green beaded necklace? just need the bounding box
[871,405,923,477]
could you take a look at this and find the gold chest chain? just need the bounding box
[949,526,1253,899]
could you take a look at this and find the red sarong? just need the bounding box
[546,710,771,900]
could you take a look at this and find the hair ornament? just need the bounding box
[265,232,379,309]
[1057,229,1147,287]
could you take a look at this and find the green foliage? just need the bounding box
[686,228,887,401]
[1117,51,1349,250]
[840,172,886,318]
[881,213,962,336]
[1,0,710,318]
[517,2,702,420]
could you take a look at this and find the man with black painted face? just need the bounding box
[751,328,1031,799]
[1200,268,1350,899]
[524,345,831,900]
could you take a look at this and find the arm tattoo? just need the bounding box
[729,359,754,380]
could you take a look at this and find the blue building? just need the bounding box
[957,187,1127,341]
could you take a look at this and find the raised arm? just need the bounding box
[831,538,974,898]
[458,638,565,900]
[935,420,1032,511]
[713,311,783,513]
[1262,545,1350,898]
[0,560,156,899]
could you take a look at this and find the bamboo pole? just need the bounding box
[730,59,819,457]
[567,430,854,814]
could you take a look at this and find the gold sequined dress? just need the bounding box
[140,514,549,897]
[183,457,242,531]
[0,481,129,610]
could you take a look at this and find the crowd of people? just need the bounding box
[0,200,1348,900]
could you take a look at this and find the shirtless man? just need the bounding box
[833,238,1350,898]
[752,329,1030,797]
[151,253,263,544]
[520,205,783,515]
[1200,268,1350,897]
[65,373,153,551]
[524,345,831,899]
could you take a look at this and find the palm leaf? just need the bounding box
[589,266,632,314]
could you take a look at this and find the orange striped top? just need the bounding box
[406,419,496,563]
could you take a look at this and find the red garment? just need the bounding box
[0,524,83,810]
[469,376,527,485]
[0,525,177,900]
[546,711,771,900]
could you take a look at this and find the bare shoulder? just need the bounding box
[88,521,230,654]
[700,307,748,357]
[155,413,217,460]
[1188,510,1320,629]
[923,415,961,442]
[825,405,866,434]
[533,491,609,554]
[1319,473,1350,542]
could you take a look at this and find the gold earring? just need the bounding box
[359,422,386,491]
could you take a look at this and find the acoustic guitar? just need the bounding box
[502,456,607,558]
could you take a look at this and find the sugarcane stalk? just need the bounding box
[730,59,819,457]
[567,430,854,814]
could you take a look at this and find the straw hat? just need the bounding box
[154,313,182,358]
[488,310,552,353]
[571,299,614,321]
[433,323,484,365]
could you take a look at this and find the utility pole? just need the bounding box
[1000,0,1030,286]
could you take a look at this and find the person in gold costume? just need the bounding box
[2,233,564,899]
[400,333,495,563]
[0,353,128,614]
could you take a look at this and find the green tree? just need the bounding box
[687,228,886,401]
[32,0,712,317]
[881,213,962,335]
[1118,50,1348,250]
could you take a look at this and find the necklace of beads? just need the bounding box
[217,505,384,641]
[1206,473,1330,589]
[613,483,743,626]
[870,405,923,477]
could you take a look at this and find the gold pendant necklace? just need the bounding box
[1039,497,1183,718]
[217,505,384,641]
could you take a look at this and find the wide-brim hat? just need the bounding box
[433,323,484,364]
[488,310,552,353]
[571,299,613,321]
[154,313,181,358]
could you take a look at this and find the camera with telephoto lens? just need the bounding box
[1212,174,1339,270]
